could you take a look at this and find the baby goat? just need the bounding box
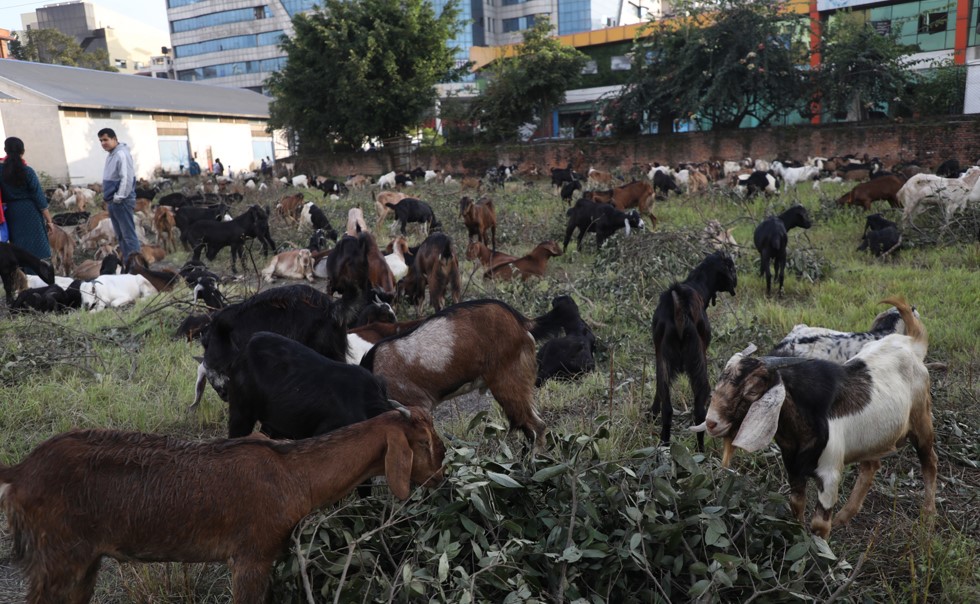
[753,204,812,295]
[0,408,445,603]
[693,297,936,538]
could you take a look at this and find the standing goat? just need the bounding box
[0,408,445,604]
[650,252,738,450]
[693,298,936,538]
[753,204,812,295]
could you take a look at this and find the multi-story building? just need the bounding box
[19,1,170,75]
[166,0,665,91]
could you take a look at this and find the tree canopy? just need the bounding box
[10,29,117,72]
[470,18,589,141]
[266,0,464,152]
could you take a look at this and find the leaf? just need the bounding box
[438,552,449,582]
[532,463,569,482]
[689,579,712,597]
[561,545,583,562]
[487,471,523,489]
[784,541,809,562]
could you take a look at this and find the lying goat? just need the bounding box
[693,297,936,538]
[770,304,916,363]
[0,408,445,603]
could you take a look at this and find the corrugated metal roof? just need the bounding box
[0,59,270,119]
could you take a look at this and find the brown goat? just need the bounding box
[374,191,407,230]
[587,167,613,187]
[466,241,517,270]
[0,408,444,604]
[140,244,167,264]
[363,232,396,295]
[400,232,461,313]
[46,224,75,276]
[460,196,497,249]
[460,176,481,195]
[836,175,906,210]
[126,253,180,292]
[276,192,306,223]
[484,240,563,282]
[346,207,370,237]
[153,205,178,252]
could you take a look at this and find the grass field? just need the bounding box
[0,174,978,602]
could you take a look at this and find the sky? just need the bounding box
[0,0,170,33]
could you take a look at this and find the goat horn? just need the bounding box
[759,356,810,369]
[739,343,758,357]
[389,400,412,418]
[689,421,707,433]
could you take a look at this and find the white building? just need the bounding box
[0,60,278,185]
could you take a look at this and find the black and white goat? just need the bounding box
[693,297,936,538]
[770,304,917,363]
[563,197,644,251]
[753,204,812,295]
[650,251,738,449]
[857,213,901,257]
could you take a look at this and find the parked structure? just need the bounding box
[0,60,277,184]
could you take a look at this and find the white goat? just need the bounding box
[260,249,314,282]
[900,167,980,226]
[377,171,397,189]
[79,275,156,311]
[291,174,309,188]
[772,161,820,191]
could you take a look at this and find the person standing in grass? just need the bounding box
[99,127,140,260]
[0,137,53,265]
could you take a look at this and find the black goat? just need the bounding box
[650,251,738,450]
[307,204,338,240]
[857,214,901,256]
[536,304,596,386]
[386,198,440,236]
[11,281,82,313]
[52,211,90,227]
[652,170,681,198]
[560,180,582,205]
[227,332,391,439]
[0,242,55,305]
[315,178,349,196]
[325,235,370,298]
[551,166,580,190]
[174,203,229,249]
[935,159,962,178]
[752,204,812,295]
[563,197,644,251]
[308,229,332,252]
[187,205,275,273]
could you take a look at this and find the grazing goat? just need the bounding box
[384,236,410,280]
[46,224,75,276]
[652,170,681,198]
[399,232,461,313]
[0,408,445,604]
[701,220,738,254]
[187,205,276,273]
[536,305,596,386]
[0,243,55,305]
[857,214,902,257]
[563,197,644,251]
[560,179,582,205]
[52,211,90,227]
[772,161,820,191]
[650,251,738,450]
[770,304,917,363]
[551,166,580,190]
[346,207,369,236]
[735,171,777,197]
[899,168,980,227]
[362,296,584,448]
[346,319,424,364]
[386,198,440,237]
[346,174,370,190]
[374,191,407,230]
[753,204,812,295]
[153,205,178,253]
[261,248,315,282]
[460,196,497,249]
[226,331,392,439]
[835,175,906,211]
[198,285,352,408]
[610,180,657,224]
[484,240,563,281]
[587,167,613,188]
[693,298,936,538]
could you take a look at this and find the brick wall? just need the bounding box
[296,115,980,178]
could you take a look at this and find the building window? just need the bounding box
[174,31,284,58]
[610,55,632,71]
[918,11,947,35]
[172,7,271,33]
[177,56,287,82]
[114,59,127,69]
[502,15,535,33]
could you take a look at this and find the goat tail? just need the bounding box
[880,295,927,351]
[671,290,686,333]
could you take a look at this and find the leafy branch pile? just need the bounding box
[272,419,851,602]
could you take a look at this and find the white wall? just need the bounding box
[965,62,980,115]
[187,120,256,175]
[61,114,161,184]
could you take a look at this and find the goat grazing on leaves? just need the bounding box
[857,214,902,257]
[753,204,812,295]
[0,408,445,604]
[650,252,738,450]
[484,240,563,281]
[398,232,461,313]
[361,296,583,449]
[693,297,936,538]
[187,205,276,273]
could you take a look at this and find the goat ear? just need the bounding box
[385,430,414,501]
[732,381,786,452]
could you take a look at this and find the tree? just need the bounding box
[813,14,917,121]
[908,59,967,117]
[605,0,809,133]
[471,18,588,141]
[10,29,117,72]
[266,0,464,152]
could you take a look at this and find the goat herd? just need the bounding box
[1,152,974,602]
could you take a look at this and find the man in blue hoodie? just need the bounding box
[98,128,140,260]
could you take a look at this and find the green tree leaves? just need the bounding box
[10,29,117,72]
[266,0,464,151]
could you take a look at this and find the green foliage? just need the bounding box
[908,59,967,117]
[606,0,809,133]
[273,420,846,602]
[813,13,917,120]
[10,29,117,72]
[266,0,464,151]
[471,18,589,141]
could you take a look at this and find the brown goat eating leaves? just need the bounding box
[484,240,563,281]
[0,407,445,604]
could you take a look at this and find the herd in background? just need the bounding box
[0,148,972,602]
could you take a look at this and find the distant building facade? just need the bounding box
[19,1,170,75]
